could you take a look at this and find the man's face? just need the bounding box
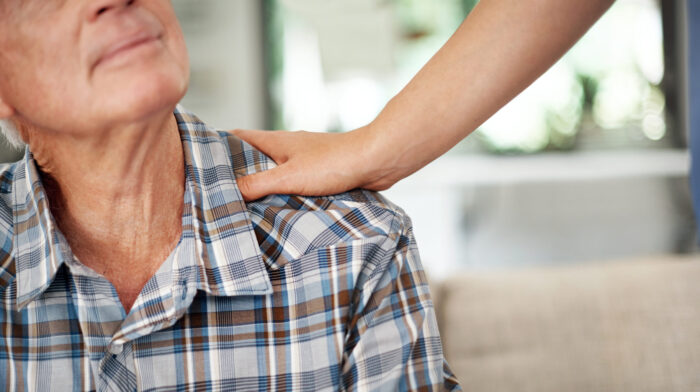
[0,0,189,136]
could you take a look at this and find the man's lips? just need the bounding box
[92,31,160,69]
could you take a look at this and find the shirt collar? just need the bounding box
[12,147,71,309]
[13,104,272,309]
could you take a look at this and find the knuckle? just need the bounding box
[237,177,254,196]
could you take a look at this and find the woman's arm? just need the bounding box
[233,0,615,201]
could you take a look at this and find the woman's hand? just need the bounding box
[230,125,398,201]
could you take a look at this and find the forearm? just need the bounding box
[364,0,615,187]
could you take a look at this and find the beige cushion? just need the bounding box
[435,256,700,392]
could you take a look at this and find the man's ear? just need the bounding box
[0,93,14,119]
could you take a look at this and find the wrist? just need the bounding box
[349,120,403,191]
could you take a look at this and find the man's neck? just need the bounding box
[26,111,185,310]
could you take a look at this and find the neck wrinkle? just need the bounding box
[25,110,185,283]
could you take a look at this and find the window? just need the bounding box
[264,0,678,154]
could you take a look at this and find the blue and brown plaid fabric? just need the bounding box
[0,105,460,391]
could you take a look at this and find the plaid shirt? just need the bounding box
[0,105,460,391]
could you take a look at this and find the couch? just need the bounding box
[432,255,700,391]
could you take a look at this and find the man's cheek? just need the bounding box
[11,0,66,19]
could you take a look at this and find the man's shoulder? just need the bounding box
[220,131,414,265]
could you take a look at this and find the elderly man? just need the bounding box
[0,1,458,391]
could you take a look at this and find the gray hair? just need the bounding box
[0,118,25,149]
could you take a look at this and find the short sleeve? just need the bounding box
[339,213,461,391]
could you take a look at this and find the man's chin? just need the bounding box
[97,72,188,124]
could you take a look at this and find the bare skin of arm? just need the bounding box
[232,0,616,201]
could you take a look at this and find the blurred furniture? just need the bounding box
[433,255,700,392]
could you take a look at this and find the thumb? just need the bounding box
[236,165,294,202]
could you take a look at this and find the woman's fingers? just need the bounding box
[230,129,290,164]
[229,126,395,201]
[230,130,361,200]
[236,164,294,201]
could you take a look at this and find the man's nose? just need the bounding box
[87,0,135,22]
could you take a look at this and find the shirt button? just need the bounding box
[109,343,123,355]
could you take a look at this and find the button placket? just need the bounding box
[108,342,123,356]
[98,341,137,392]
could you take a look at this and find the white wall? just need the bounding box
[172,0,267,131]
[383,153,695,277]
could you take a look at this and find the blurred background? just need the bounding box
[2,1,698,389]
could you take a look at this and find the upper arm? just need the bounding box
[340,214,461,391]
